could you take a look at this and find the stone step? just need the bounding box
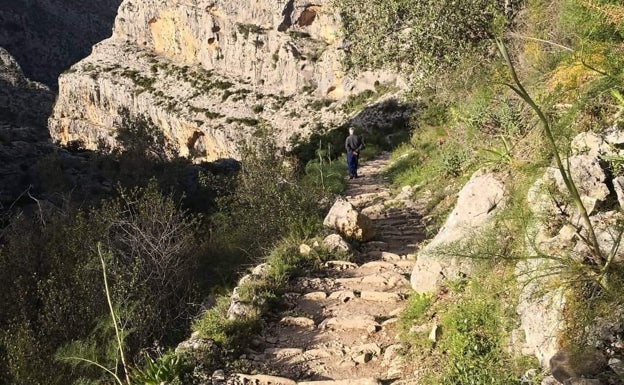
[360,290,403,303]
[366,251,401,261]
[335,272,410,291]
[318,316,380,333]
[359,261,399,271]
[232,374,297,385]
[321,289,404,303]
[298,379,380,385]
[264,347,304,358]
[361,241,389,251]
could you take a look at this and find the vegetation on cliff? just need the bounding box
[382,0,624,383]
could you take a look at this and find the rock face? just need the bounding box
[0,47,54,129]
[410,171,506,293]
[0,47,60,205]
[0,0,122,87]
[516,131,624,369]
[49,0,402,160]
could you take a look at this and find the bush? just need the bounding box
[211,134,323,258]
[0,183,206,385]
[337,0,511,76]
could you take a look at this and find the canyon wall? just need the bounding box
[48,0,401,160]
[0,0,122,87]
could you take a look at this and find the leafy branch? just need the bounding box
[496,39,612,285]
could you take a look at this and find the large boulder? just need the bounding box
[410,170,506,293]
[323,197,375,241]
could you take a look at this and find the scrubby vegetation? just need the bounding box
[378,0,624,382]
[4,0,624,384]
[0,108,347,384]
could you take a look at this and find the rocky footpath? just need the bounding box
[181,154,426,384]
[49,0,405,160]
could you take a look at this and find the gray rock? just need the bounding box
[550,349,606,384]
[571,132,609,157]
[352,343,381,357]
[324,260,358,270]
[323,233,351,253]
[608,357,624,376]
[323,197,375,241]
[410,171,506,293]
[613,176,624,210]
[541,375,562,385]
[279,316,315,329]
[212,369,226,381]
[318,316,380,334]
[263,347,303,358]
[428,324,439,342]
[251,263,271,277]
[48,0,406,162]
[360,291,401,303]
[353,352,373,364]
[303,291,328,300]
[328,290,356,302]
[299,244,312,255]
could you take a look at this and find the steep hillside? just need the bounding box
[0,0,122,87]
[49,0,403,160]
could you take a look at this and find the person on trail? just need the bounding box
[345,127,364,179]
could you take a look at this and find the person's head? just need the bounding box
[348,127,355,135]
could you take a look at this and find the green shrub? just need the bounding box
[132,351,190,385]
[0,183,206,385]
[211,134,323,258]
[436,298,518,385]
[337,0,511,76]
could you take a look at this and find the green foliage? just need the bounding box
[132,352,189,385]
[436,297,519,385]
[558,0,624,44]
[401,262,538,384]
[192,293,263,353]
[300,141,348,194]
[211,134,323,260]
[0,183,205,385]
[236,23,266,39]
[399,293,432,329]
[336,0,511,76]
[194,235,343,357]
[341,89,376,114]
[225,116,259,126]
[114,108,178,161]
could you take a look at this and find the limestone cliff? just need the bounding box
[0,47,54,129]
[0,0,122,87]
[49,0,402,160]
[0,47,110,207]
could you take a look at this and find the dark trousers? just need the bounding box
[347,151,359,177]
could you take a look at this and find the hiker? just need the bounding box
[345,127,364,179]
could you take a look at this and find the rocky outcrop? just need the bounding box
[0,47,54,129]
[516,131,624,371]
[49,0,403,160]
[0,0,122,87]
[409,170,506,293]
[0,47,61,206]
